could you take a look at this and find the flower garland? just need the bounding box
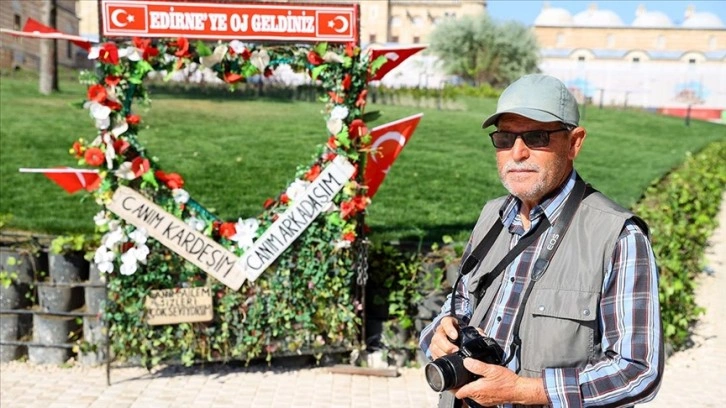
[71,37,388,365]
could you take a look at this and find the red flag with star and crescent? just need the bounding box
[364,113,423,198]
[368,45,427,82]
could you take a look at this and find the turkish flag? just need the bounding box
[317,11,354,37]
[19,167,101,194]
[21,18,92,51]
[105,4,148,32]
[364,113,423,198]
[368,45,427,81]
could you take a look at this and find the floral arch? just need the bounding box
[69,33,420,367]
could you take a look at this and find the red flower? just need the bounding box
[327,136,338,150]
[328,91,343,104]
[98,42,119,65]
[340,200,357,220]
[131,157,150,177]
[84,147,105,167]
[352,195,368,211]
[72,141,84,158]
[103,99,122,111]
[223,72,244,84]
[305,164,321,181]
[307,50,324,66]
[171,37,190,58]
[105,75,121,87]
[263,198,275,209]
[343,231,356,242]
[113,138,130,155]
[345,42,356,57]
[126,114,141,125]
[87,84,107,103]
[239,48,251,60]
[155,170,184,189]
[280,193,290,204]
[132,37,158,60]
[324,152,337,162]
[219,222,236,239]
[348,119,369,139]
[341,74,352,91]
[355,90,368,108]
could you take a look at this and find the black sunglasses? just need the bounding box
[488,128,570,149]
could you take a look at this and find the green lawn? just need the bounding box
[1,73,724,243]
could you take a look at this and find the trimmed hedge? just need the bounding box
[633,140,726,351]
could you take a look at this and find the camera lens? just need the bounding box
[424,354,472,392]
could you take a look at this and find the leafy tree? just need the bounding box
[429,15,539,88]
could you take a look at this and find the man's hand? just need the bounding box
[429,316,461,359]
[454,359,549,406]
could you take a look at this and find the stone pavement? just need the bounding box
[1,194,725,407]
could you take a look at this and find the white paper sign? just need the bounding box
[108,186,246,290]
[240,156,355,281]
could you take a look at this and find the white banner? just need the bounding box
[240,156,355,281]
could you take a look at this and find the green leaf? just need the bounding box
[311,64,328,81]
[313,42,328,56]
[195,40,212,57]
[141,169,159,189]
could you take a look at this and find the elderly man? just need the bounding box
[419,74,663,408]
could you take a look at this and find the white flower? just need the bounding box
[119,46,142,61]
[228,40,246,54]
[119,259,137,276]
[93,246,115,273]
[334,239,352,250]
[132,245,150,264]
[285,179,310,202]
[115,161,135,180]
[250,49,270,73]
[111,122,128,137]
[104,142,116,169]
[186,217,206,232]
[93,210,109,226]
[201,45,227,68]
[129,228,148,245]
[230,218,259,250]
[88,46,100,60]
[330,105,349,121]
[89,102,111,120]
[327,118,343,136]
[101,227,125,249]
[323,51,344,64]
[324,202,337,213]
[172,188,190,204]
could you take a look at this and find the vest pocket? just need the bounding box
[521,288,599,371]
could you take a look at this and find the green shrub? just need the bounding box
[633,140,726,350]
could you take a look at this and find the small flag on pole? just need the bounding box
[364,113,423,198]
[0,18,92,51]
[19,168,101,194]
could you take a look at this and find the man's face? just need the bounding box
[494,114,584,206]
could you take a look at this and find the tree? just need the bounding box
[429,14,539,88]
[39,0,59,95]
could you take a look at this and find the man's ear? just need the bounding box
[569,127,586,160]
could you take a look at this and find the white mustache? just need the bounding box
[503,162,539,172]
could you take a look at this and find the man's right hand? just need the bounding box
[429,316,461,359]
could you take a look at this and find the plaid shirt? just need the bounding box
[419,171,662,407]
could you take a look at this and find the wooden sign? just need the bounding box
[100,0,359,43]
[241,156,355,281]
[144,287,213,325]
[108,186,246,290]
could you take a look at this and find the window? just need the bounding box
[391,16,401,27]
[577,56,586,61]
[370,6,378,19]
[689,58,696,64]
[369,34,376,44]
[656,35,666,49]
[556,33,565,47]
[413,36,420,44]
[632,57,640,63]
[606,34,615,48]
[391,35,399,43]
[67,42,73,59]
[14,14,21,30]
[709,36,717,50]
[413,16,423,27]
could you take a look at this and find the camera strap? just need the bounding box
[504,177,588,370]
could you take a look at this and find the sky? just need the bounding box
[486,1,726,26]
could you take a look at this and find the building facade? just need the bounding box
[534,4,726,119]
[0,0,81,70]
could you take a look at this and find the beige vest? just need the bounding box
[438,191,642,408]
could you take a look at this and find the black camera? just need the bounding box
[425,326,505,392]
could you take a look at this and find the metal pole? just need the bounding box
[685,104,692,127]
[599,88,604,109]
